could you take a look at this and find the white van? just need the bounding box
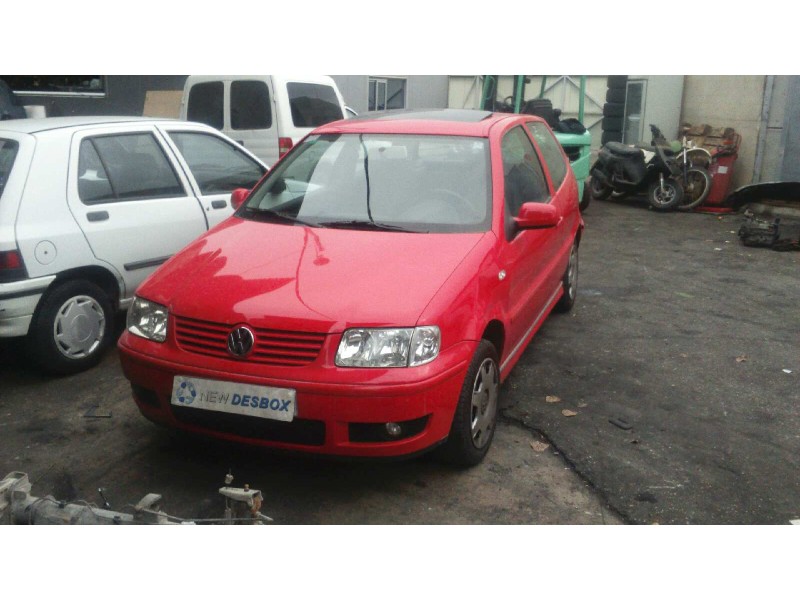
[180,75,349,167]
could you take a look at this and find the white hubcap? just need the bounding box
[53,295,105,359]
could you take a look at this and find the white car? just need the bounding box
[0,116,267,374]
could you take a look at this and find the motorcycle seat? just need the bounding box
[605,142,644,158]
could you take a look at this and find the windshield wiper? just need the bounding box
[244,208,320,228]
[318,220,421,233]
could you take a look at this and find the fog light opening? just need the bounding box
[385,422,402,438]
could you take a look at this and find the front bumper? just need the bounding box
[0,275,56,337]
[119,334,476,458]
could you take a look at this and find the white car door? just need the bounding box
[157,125,267,228]
[66,125,209,297]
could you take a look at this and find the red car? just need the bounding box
[118,109,583,465]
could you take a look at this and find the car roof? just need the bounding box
[0,116,175,135]
[315,109,530,137]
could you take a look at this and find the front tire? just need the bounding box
[436,340,500,467]
[590,175,613,201]
[26,279,114,375]
[647,178,684,212]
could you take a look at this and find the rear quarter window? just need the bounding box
[286,82,343,128]
[0,138,19,201]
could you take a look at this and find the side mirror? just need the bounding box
[513,202,560,229]
[230,188,250,210]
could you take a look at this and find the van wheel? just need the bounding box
[435,340,500,467]
[27,280,114,376]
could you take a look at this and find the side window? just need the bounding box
[168,132,266,194]
[231,80,272,130]
[187,81,224,130]
[526,121,568,190]
[286,82,344,127]
[78,133,184,204]
[501,126,550,218]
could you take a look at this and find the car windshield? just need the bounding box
[239,133,491,233]
[0,139,19,202]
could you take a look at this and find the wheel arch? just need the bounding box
[51,266,123,310]
[481,320,505,362]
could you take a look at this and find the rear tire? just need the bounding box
[436,340,500,467]
[647,179,684,212]
[555,242,579,313]
[579,181,591,211]
[26,279,114,376]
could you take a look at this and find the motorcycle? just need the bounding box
[589,126,685,211]
[649,125,713,211]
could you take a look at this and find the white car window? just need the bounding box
[168,131,266,194]
[78,133,185,204]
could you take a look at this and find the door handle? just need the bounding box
[87,211,109,222]
[211,200,228,209]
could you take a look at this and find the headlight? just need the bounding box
[127,297,168,342]
[335,326,440,368]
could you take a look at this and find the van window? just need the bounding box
[231,80,272,130]
[0,139,19,201]
[187,81,224,130]
[78,133,185,204]
[286,82,343,128]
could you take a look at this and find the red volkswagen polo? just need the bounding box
[118,109,583,465]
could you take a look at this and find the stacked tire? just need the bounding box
[601,75,627,145]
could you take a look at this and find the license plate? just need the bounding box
[171,376,296,422]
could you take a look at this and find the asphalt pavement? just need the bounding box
[502,195,800,524]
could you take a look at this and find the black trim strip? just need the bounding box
[0,286,49,301]
[123,256,171,272]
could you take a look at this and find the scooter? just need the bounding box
[589,125,685,211]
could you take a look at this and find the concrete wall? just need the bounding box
[331,75,449,115]
[680,76,767,189]
[778,76,800,182]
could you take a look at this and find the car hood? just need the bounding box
[140,218,487,333]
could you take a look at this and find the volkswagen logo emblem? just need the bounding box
[227,326,255,357]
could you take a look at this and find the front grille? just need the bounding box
[173,315,326,366]
[172,405,326,446]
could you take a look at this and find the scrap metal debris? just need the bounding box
[609,417,633,430]
[0,471,272,525]
[83,405,112,419]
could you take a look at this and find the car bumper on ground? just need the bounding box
[118,335,476,458]
[0,275,55,337]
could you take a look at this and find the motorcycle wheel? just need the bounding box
[677,167,713,212]
[589,176,613,201]
[647,178,684,212]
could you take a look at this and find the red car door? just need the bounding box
[496,124,565,357]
